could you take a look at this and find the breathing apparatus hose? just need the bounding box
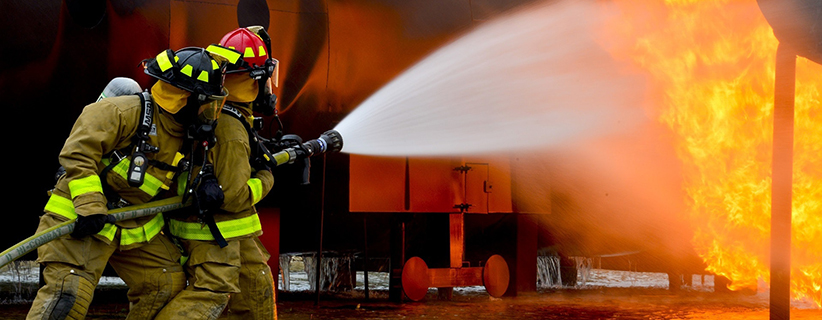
[0,196,191,269]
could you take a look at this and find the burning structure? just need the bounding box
[1,0,820,311]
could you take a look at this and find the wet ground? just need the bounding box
[2,261,819,319]
[275,289,822,320]
[2,287,821,319]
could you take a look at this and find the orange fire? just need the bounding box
[598,0,821,306]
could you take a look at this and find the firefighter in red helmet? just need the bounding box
[156,28,278,320]
[27,47,230,320]
[218,26,279,319]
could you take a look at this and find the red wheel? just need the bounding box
[483,254,509,298]
[401,256,429,301]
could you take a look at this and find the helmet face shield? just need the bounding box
[262,76,274,97]
[197,92,227,125]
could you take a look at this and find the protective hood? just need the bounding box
[224,73,258,103]
[151,80,190,114]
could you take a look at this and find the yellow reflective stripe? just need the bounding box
[168,214,262,241]
[120,213,165,246]
[45,193,75,217]
[247,178,263,205]
[206,44,241,64]
[44,194,116,241]
[99,223,117,241]
[108,158,164,196]
[177,172,189,197]
[68,175,103,198]
[258,46,266,58]
[140,173,165,195]
[216,214,262,239]
[243,47,255,58]
[197,70,209,82]
[109,159,130,178]
[156,51,173,72]
[180,64,193,77]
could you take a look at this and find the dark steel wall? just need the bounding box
[0,0,537,259]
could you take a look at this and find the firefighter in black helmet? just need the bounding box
[27,46,231,320]
[155,35,278,319]
[159,28,279,320]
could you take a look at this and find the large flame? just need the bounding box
[598,0,821,306]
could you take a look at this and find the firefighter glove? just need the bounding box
[71,214,116,238]
[251,156,272,173]
[195,172,224,214]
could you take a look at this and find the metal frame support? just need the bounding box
[770,43,795,320]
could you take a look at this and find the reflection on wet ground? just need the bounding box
[2,262,819,319]
[2,287,821,319]
[275,288,821,320]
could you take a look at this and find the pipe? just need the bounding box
[315,153,327,306]
[770,43,795,320]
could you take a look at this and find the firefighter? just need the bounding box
[155,31,276,320]
[26,47,230,320]
[216,26,280,320]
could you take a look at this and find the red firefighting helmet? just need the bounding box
[220,27,269,71]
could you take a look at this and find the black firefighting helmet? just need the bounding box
[143,47,231,97]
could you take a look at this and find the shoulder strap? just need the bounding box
[100,92,156,204]
[135,91,153,142]
[126,92,157,187]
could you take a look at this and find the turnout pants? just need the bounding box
[220,236,275,320]
[27,213,185,320]
[154,238,241,320]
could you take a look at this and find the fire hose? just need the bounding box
[0,131,343,268]
[0,196,190,269]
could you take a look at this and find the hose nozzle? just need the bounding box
[302,130,344,157]
[269,129,344,167]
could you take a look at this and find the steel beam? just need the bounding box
[770,43,796,320]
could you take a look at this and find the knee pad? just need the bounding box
[160,270,186,304]
[246,264,275,319]
[43,272,95,320]
[253,266,275,320]
[127,270,186,320]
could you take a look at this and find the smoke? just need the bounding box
[512,120,698,271]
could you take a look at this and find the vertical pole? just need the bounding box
[363,216,369,300]
[388,218,407,302]
[315,155,327,306]
[770,43,795,320]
